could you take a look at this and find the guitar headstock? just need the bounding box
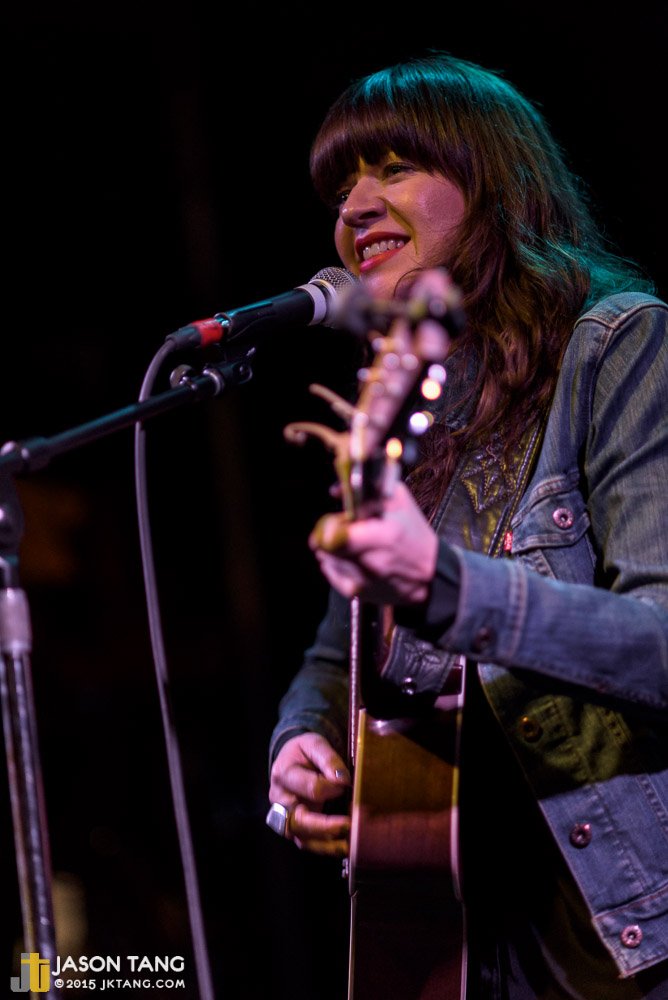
[284,270,464,517]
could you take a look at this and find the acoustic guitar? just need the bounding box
[285,278,468,1000]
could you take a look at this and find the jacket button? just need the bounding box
[569,822,592,848]
[553,507,574,529]
[620,925,643,949]
[519,716,543,742]
[471,626,494,653]
[400,677,417,696]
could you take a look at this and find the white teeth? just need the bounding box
[362,238,405,261]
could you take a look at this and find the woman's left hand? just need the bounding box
[309,480,438,605]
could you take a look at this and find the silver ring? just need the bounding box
[266,802,291,838]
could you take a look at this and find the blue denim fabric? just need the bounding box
[269,292,668,979]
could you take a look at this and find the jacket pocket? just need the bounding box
[510,474,596,583]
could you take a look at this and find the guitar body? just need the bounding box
[347,659,467,1000]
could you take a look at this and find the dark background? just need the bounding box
[2,3,666,998]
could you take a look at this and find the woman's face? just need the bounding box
[334,153,466,299]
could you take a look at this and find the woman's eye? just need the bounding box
[385,162,413,177]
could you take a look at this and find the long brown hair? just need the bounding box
[310,52,654,513]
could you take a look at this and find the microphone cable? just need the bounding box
[134,338,215,1000]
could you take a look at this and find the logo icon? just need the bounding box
[10,953,51,993]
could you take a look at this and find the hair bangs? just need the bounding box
[310,84,448,208]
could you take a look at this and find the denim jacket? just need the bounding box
[269,292,668,978]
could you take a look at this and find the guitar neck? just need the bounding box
[346,444,401,768]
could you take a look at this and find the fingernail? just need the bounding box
[335,768,351,783]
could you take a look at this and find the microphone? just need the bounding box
[167,267,358,349]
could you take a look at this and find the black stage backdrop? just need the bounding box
[2,3,666,998]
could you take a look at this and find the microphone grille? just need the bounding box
[308,267,358,328]
[310,266,358,292]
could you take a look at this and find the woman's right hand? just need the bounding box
[268,733,351,855]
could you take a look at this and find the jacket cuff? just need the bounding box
[394,539,461,639]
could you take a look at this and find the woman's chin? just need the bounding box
[359,265,405,300]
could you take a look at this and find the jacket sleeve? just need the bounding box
[385,298,668,710]
[268,586,351,767]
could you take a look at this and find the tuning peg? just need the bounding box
[333,282,466,338]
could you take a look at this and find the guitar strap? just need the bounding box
[433,415,547,555]
[381,413,548,693]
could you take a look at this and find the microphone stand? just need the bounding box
[0,351,254,998]
[0,469,60,994]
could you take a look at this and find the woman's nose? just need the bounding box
[340,179,386,228]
